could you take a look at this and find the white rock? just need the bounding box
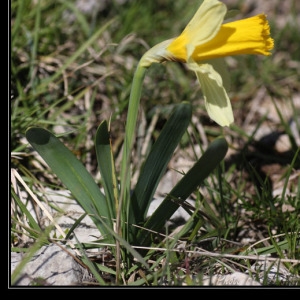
[201,272,261,286]
[11,244,88,286]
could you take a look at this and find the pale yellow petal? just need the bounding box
[185,0,227,46]
[203,58,231,91]
[189,62,234,126]
[167,0,227,61]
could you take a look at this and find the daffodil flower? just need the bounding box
[139,0,274,126]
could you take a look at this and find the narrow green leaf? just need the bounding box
[95,120,118,221]
[130,102,192,231]
[65,212,88,241]
[244,239,289,256]
[11,188,41,232]
[74,235,106,285]
[138,136,228,247]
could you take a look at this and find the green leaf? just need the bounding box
[129,102,192,238]
[95,120,118,221]
[25,127,114,242]
[11,188,41,232]
[138,136,228,247]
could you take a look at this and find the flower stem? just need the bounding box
[118,63,147,240]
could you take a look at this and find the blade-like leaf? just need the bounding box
[11,188,41,232]
[95,120,118,221]
[138,136,228,247]
[129,102,192,233]
[25,127,114,242]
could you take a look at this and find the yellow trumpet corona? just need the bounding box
[168,14,274,62]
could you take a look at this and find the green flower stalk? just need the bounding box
[119,65,147,238]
